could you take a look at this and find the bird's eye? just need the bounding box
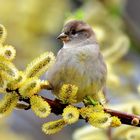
[71,30,76,35]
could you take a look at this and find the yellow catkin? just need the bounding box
[0,24,7,44]
[88,112,111,128]
[7,71,25,90]
[62,105,79,124]
[42,119,66,135]
[0,72,8,94]
[0,80,5,94]
[0,93,19,117]
[0,70,14,82]
[0,58,18,77]
[0,73,5,89]
[59,84,78,104]
[25,52,55,78]
[111,116,121,127]
[30,96,51,118]
[0,45,16,61]
[0,70,18,94]
[80,105,104,119]
[19,77,41,98]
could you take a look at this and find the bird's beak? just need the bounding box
[57,32,70,42]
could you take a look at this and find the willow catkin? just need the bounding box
[30,95,51,118]
[88,112,111,128]
[59,84,78,104]
[62,105,79,124]
[0,93,19,117]
[25,52,55,78]
[0,24,7,44]
[0,45,16,61]
[19,77,41,98]
[42,119,66,135]
[0,58,18,77]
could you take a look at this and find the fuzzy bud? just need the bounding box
[0,93,19,117]
[30,95,51,118]
[25,52,55,78]
[80,105,104,119]
[0,45,16,61]
[0,24,7,44]
[0,58,18,77]
[19,78,41,98]
[62,105,79,124]
[88,112,111,128]
[111,116,121,127]
[42,119,66,135]
[59,84,78,104]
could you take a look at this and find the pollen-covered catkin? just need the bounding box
[59,84,78,104]
[0,93,19,117]
[25,52,55,78]
[62,105,79,124]
[0,72,9,94]
[88,112,111,128]
[0,24,7,44]
[30,95,51,118]
[0,45,16,61]
[42,119,66,134]
[19,77,41,98]
[80,105,104,119]
[111,116,121,127]
[7,71,25,90]
[0,73,5,92]
[0,58,18,77]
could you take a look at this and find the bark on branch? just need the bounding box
[41,96,140,127]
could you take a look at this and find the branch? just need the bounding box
[24,95,140,127]
[42,97,67,115]
[104,108,140,126]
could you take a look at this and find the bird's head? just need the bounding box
[57,20,96,45]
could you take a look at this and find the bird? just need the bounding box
[46,20,107,104]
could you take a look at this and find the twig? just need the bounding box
[42,97,67,115]
[42,96,140,127]
[104,108,140,127]
[14,91,140,127]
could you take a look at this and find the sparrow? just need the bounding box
[46,20,107,104]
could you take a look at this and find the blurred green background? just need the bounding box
[0,0,140,140]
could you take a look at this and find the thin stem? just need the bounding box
[42,96,140,127]
[10,88,140,127]
[104,108,140,126]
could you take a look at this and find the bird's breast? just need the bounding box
[46,45,107,102]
